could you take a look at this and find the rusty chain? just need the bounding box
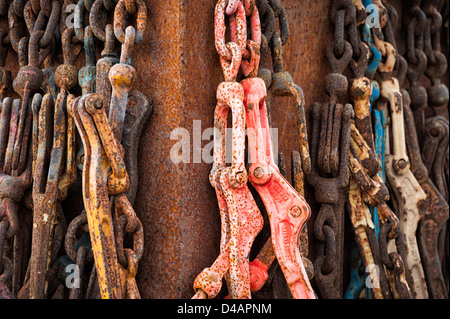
[194,0,315,300]
[420,1,449,297]
[70,0,148,299]
[399,0,449,300]
[0,0,448,301]
[403,92,449,299]
[422,0,448,120]
[0,6,11,101]
[422,116,449,296]
[252,0,313,297]
[345,0,382,299]
[306,0,356,299]
[370,0,419,299]
[193,0,265,299]
[344,0,396,300]
[0,0,151,299]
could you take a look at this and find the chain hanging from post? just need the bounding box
[345,0,383,299]
[0,6,11,101]
[109,0,148,298]
[0,2,14,299]
[68,0,148,299]
[90,0,118,117]
[421,115,449,295]
[240,1,315,299]
[344,0,385,299]
[57,25,96,300]
[3,1,56,299]
[361,0,382,245]
[23,11,81,299]
[70,92,124,299]
[400,0,449,300]
[103,0,152,207]
[343,0,395,300]
[422,0,449,121]
[420,0,449,298]
[248,0,313,297]
[58,0,100,300]
[73,0,96,172]
[376,0,429,299]
[193,0,264,299]
[307,0,355,299]
[59,0,103,299]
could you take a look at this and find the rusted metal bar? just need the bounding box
[28,92,66,299]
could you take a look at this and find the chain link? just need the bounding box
[0,0,448,301]
[0,0,149,299]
